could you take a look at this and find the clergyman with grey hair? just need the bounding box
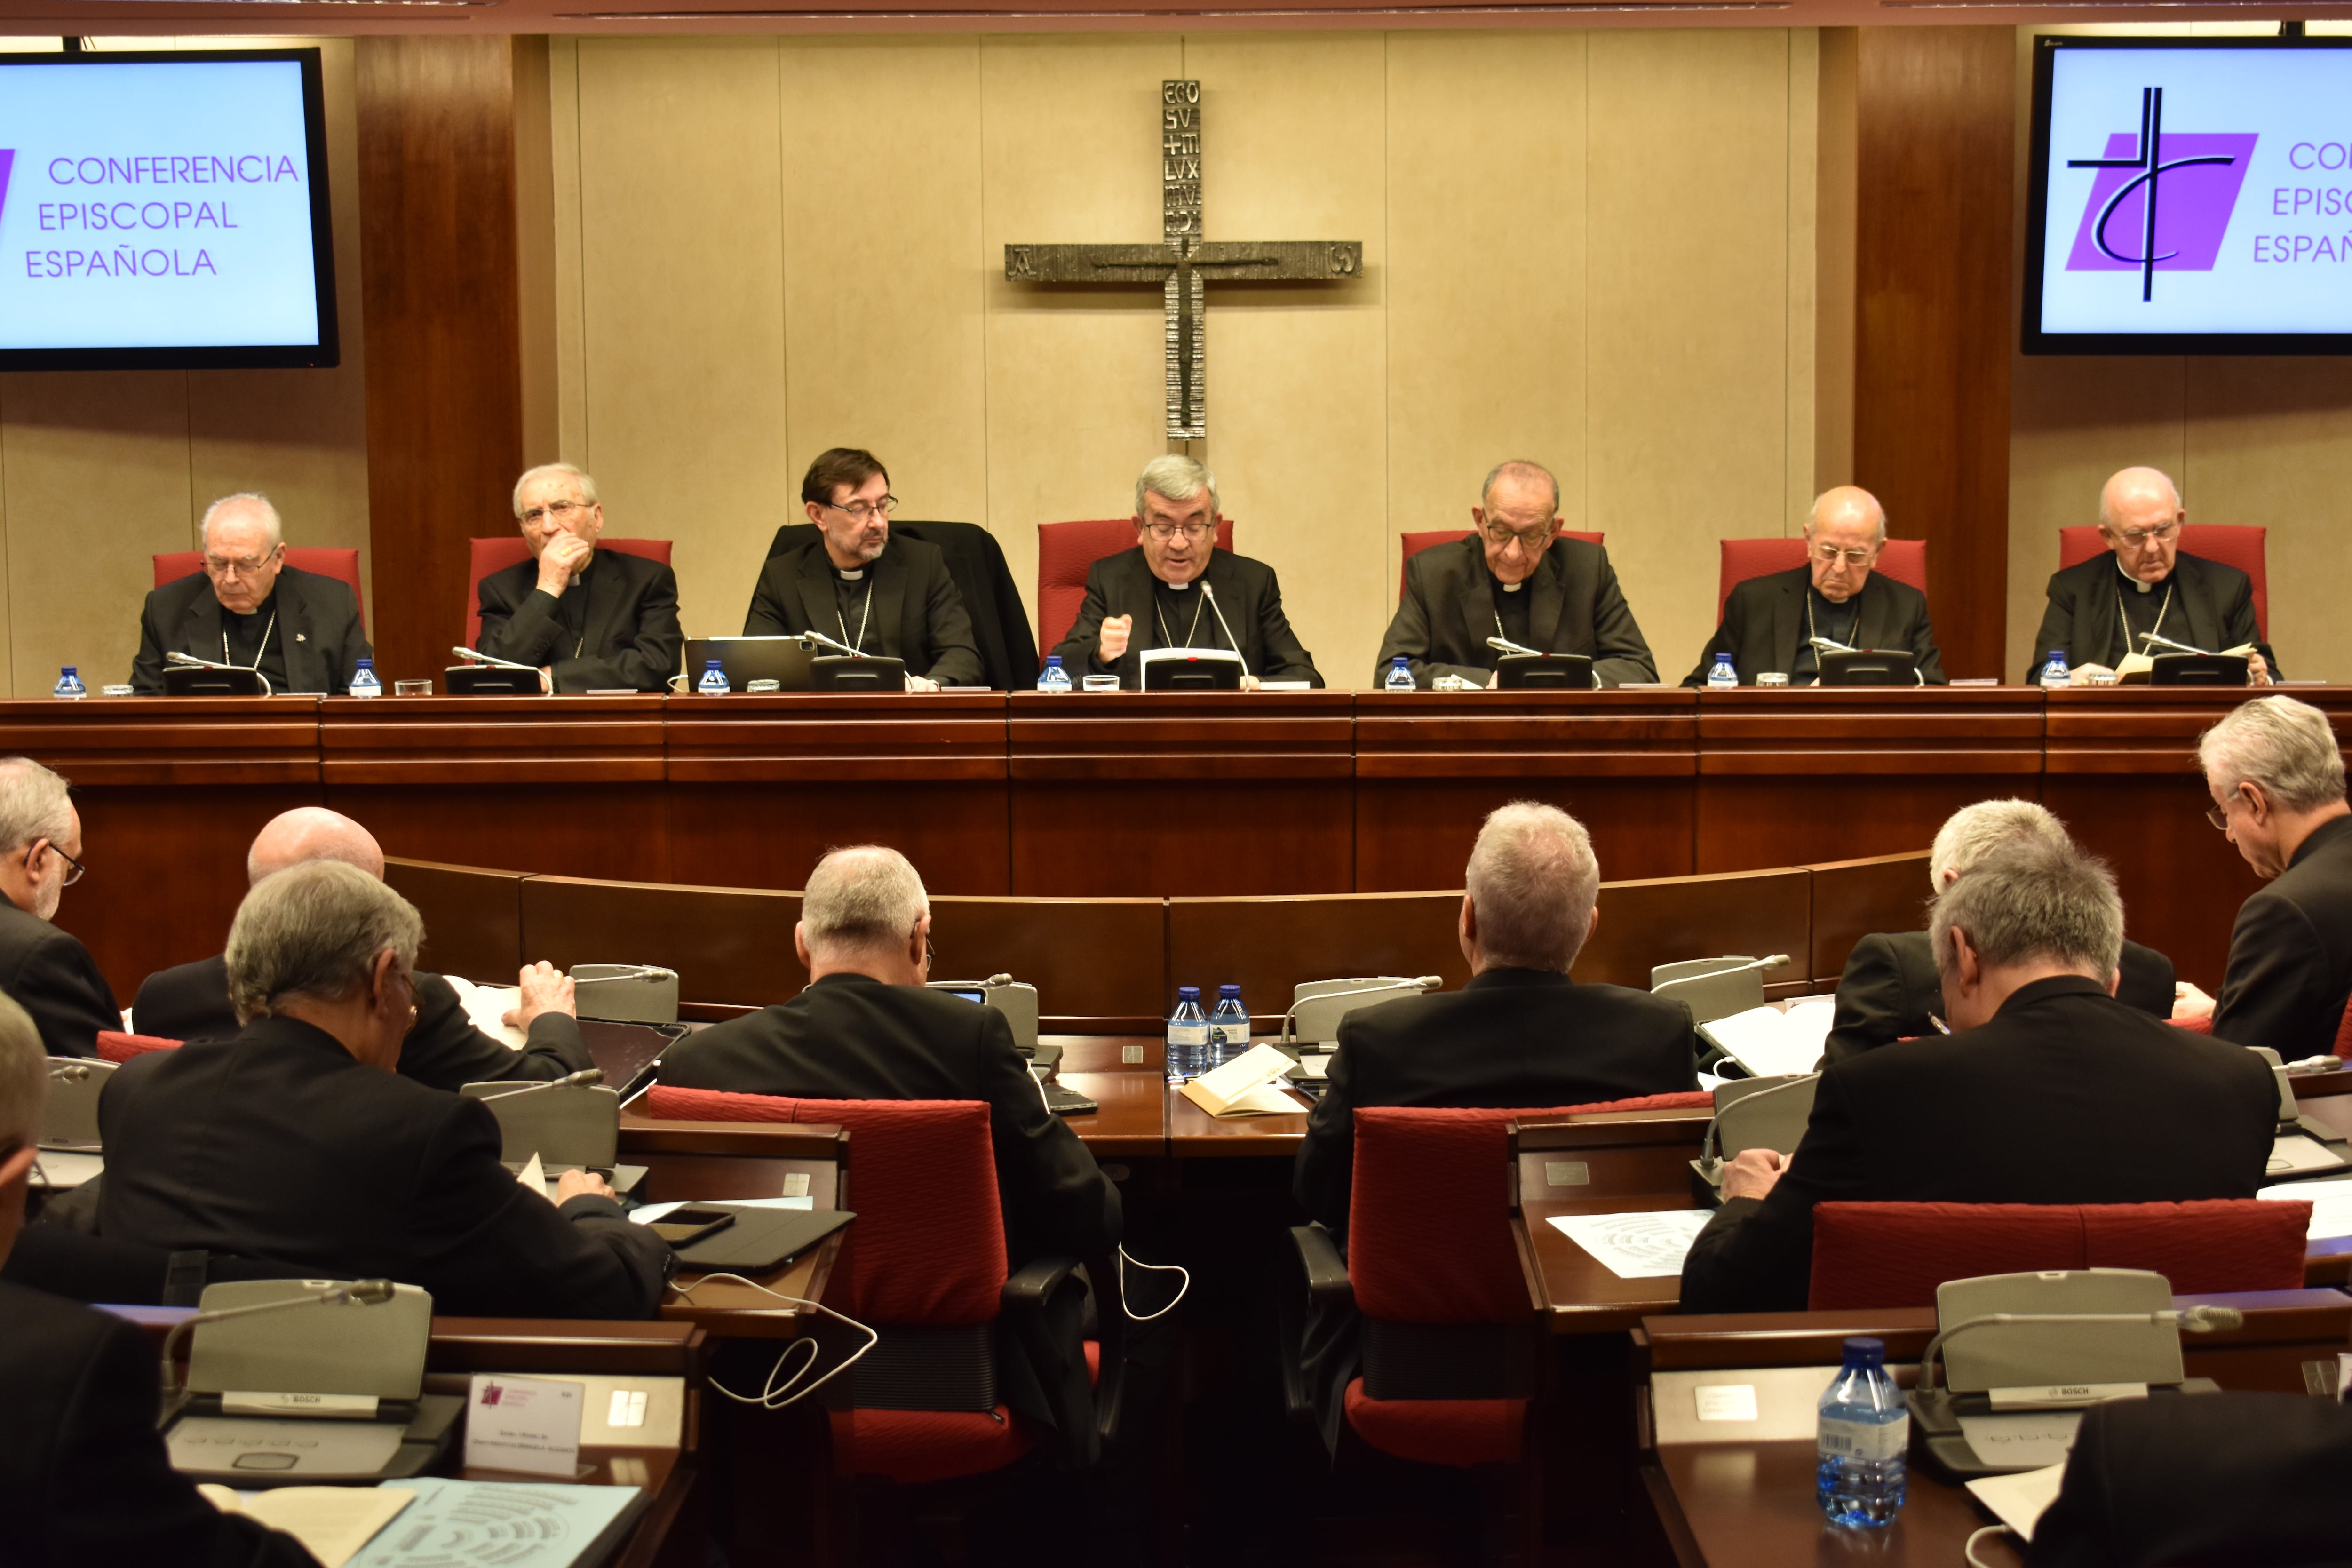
[96,860,672,1321]
[1680,836,2277,1316]
[0,756,121,1059]
[474,461,684,692]
[1049,452,1323,689]
[129,490,374,695]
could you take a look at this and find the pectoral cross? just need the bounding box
[1004,80,1363,441]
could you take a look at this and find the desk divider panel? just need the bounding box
[1803,851,1932,986]
[386,857,526,984]
[1167,891,1470,1028]
[520,876,803,1009]
[1575,868,1811,991]
[929,895,1168,1033]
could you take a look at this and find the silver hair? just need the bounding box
[801,845,929,956]
[1135,454,1217,521]
[512,462,600,517]
[0,757,73,857]
[0,993,42,1156]
[1464,801,1601,974]
[2199,695,2347,813]
[1805,488,1890,545]
[1929,799,2069,891]
[226,860,422,1025]
[200,493,284,551]
[1480,460,1560,515]
[1930,838,2122,982]
[2098,467,2182,530]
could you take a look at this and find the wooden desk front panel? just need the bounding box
[523,877,802,1008]
[1806,852,1934,986]
[385,857,527,983]
[1578,868,1812,991]
[1166,891,1470,1028]
[929,895,1167,1032]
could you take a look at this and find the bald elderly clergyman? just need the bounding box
[475,462,683,693]
[1682,486,1946,687]
[129,492,373,696]
[2029,466,2277,686]
[132,808,592,1090]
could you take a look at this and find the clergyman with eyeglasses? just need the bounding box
[1050,454,1323,690]
[1680,485,1945,688]
[743,447,982,690]
[128,492,373,696]
[475,462,684,692]
[2028,466,2276,686]
[0,756,119,1060]
[1375,460,1655,689]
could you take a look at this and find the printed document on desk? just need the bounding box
[354,1477,643,1568]
[447,977,529,1050]
[199,1485,414,1568]
[1963,1464,2066,1541]
[1698,1001,1831,1079]
[1180,1043,1309,1117]
[1547,1210,1714,1278]
[2261,1174,2352,1238]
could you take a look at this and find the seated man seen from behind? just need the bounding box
[1679,836,2277,1315]
[99,861,671,1320]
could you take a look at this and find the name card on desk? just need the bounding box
[463,1375,584,1477]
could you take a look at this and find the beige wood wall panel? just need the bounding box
[778,39,988,532]
[574,37,789,640]
[1783,28,1820,535]
[549,38,590,465]
[1585,29,1797,686]
[1814,27,1857,501]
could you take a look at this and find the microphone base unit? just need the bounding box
[163,1391,463,1488]
[1904,1380,2219,1482]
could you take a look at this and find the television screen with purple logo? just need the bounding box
[0,49,335,369]
[2026,35,2352,354]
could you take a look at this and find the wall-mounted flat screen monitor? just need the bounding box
[0,48,336,369]
[2025,35,2352,354]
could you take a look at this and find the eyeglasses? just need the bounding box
[2205,796,2243,832]
[825,496,899,521]
[1482,523,1555,550]
[2111,521,2181,548]
[40,842,85,887]
[521,499,595,526]
[1810,544,1878,567]
[1144,522,1213,542]
[203,546,282,578]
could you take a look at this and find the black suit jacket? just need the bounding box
[133,953,592,1091]
[2029,551,2278,681]
[0,898,120,1060]
[659,973,1120,1268]
[1049,546,1322,689]
[2213,813,2352,1059]
[1679,976,2277,1314]
[97,1016,671,1320]
[1294,968,1701,1240]
[130,565,372,696]
[476,550,684,693]
[1375,534,1657,688]
[1823,930,2176,1064]
[1681,567,1947,687]
[0,1278,318,1568]
[743,536,983,686]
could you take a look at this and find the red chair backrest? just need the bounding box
[464,536,675,650]
[1033,517,1233,670]
[641,1085,1003,1325]
[154,549,368,634]
[95,1030,181,1063]
[2336,991,2352,1060]
[1348,1092,1712,1325]
[1397,530,1605,601]
[1716,538,1930,622]
[1806,1199,2311,1309]
[2058,525,2267,640]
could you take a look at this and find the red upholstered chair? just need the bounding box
[643,1084,1116,1486]
[2058,525,2268,639]
[1805,1199,2312,1310]
[1033,517,1232,670]
[1397,529,1604,601]
[464,537,675,650]
[95,1030,181,1064]
[154,549,368,634]
[1716,538,1930,621]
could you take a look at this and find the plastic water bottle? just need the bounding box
[1039,655,1073,693]
[1165,987,1210,1083]
[1816,1336,1907,1528]
[2041,648,2071,690]
[347,658,381,698]
[698,660,730,695]
[1384,656,1415,692]
[52,666,87,700]
[1707,652,1738,690]
[1209,984,1250,1069]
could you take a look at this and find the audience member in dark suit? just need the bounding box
[1681,486,1945,687]
[130,808,590,1089]
[129,493,372,696]
[2175,696,2352,1059]
[1375,461,1656,688]
[99,861,669,1321]
[2029,1393,2352,1568]
[0,756,119,1060]
[1049,454,1322,689]
[475,463,684,693]
[1681,838,2276,1314]
[742,447,983,689]
[1824,799,2175,1064]
[2028,467,2278,686]
[0,992,319,1567]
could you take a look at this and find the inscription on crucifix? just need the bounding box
[1005,80,1363,441]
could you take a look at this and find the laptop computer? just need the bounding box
[684,636,820,691]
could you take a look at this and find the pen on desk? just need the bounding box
[1928,1014,1952,1035]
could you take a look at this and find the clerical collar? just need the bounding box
[834,566,866,582]
[227,589,279,625]
[2115,557,2159,595]
[1162,579,1192,591]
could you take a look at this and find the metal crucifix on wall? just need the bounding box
[1003,80,1364,442]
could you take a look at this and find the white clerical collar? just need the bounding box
[2115,557,2155,594]
[1502,581,1524,593]
[1164,579,1192,590]
[837,567,865,581]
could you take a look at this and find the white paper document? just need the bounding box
[446,976,529,1050]
[2267,1134,2347,1179]
[1547,1209,1714,1279]
[2260,1174,2352,1239]
[1699,1001,1832,1080]
[630,1197,812,1224]
[1958,1410,2082,1471]
[1963,1463,2067,1541]
[199,1485,415,1568]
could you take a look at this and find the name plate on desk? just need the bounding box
[222,1391,381,1419]
[1987,1381,2146,1410]
[463,1374,584,1478]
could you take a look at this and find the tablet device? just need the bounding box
[1817,649,1919,687]
[1494,653,1594,690]
[685,636,817,692]
[671,1205,854,1273]
[810,655,907,692]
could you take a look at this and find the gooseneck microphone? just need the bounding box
[450,646,540,673]
[165,651,275,697]
[1915,1305,2243,1395]
[473,1066,604,1102]
[1197,582,1252,680]
[2138,630,2218,658]
[1485,634,1542,658]
[160,1279,398,1401]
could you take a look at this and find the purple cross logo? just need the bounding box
[0,151,14,232]
[2065,88,2256,301]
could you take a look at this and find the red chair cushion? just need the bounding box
[2168,1015,2215,1035]
[1716,538,1929,622]
[2080,1201,2310,1294]
[2336,993,2352,1060]
[643,1084,799,1123]
[465,536,674,651]
[95,1031,181,1064]
[1398,529,1604,601]
[2058,525,2267,639]
[1342,1380,1524,1467]
[1034,517,1232,669]
[826,1407,1031,1484]
[154,549,368,634]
